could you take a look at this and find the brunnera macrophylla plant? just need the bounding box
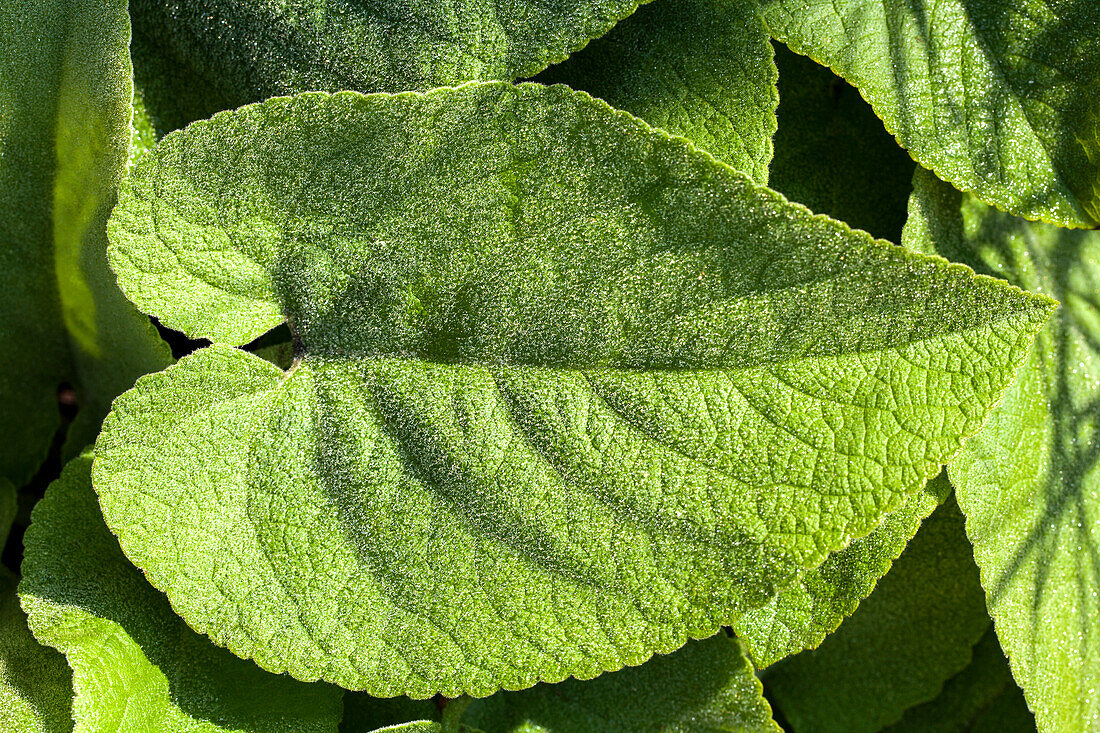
[1,1,1097,733]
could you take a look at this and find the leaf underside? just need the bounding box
[761,0,1100,228]
[99,82,1050,696]
[904,167,1100,733]
[20,454,343,733]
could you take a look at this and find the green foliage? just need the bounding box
[0,570,73,733]
[461,633,779,731]
[2,0,1096,730]
[20,454,343,733]
[761,0,1100,228]
[99,82,1046,696]
[0,0,171,487]
[533,0,777,182]
[763,497,991,733]
[904,166,1100,732]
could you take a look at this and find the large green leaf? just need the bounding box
[99,82,1049,697]
[129,0,648,108]
[19,454,343,733]
[461,633,779,732]
[0,0,171,485]
[767,43,915,243]
[734,473,948,667]
[763,497,991,733]
[0,570,73,733]
[533,0,776,183]
[883,626,1035,733]
[903,167,1100,732]
[760,0,1100,228]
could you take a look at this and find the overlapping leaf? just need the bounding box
[904,167,1100,732]
[0,0,171,486]
[735,474,948,667]
[340,695,439,733]
[534,0,777,183]
[761,0,1100,228]
[19,454,342,733]
[883,626,1035,733]
[0,570,73,733]
[99,82,1049,697]
[129,0,648,108]
[763,498,991,733]
[461,633,779,731]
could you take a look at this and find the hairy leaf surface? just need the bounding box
[129,0,647,108]
[0,570,73,733]
[534,0,777,182]
[883,626,1034,733]
[904,167,1100,732]
[19,455,343,733]
[0,0,171,485]
[763,498,990,733]
[461,633,779,731]
[761,0,1100,228]
[735,474,948,667]
[100,82,1049,697]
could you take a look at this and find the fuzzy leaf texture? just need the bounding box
[0,570,73,733]
[129,0,648,108]
[734,474,948,667]
[763,497,991,733]
[461,633,779,731]
[0,0,171,485]
[534,0,777,183]
[99,82,1050,697]
[19,454,343,733]
[760,0,1100,228]
[904,167,1100,732]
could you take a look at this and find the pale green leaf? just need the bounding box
[763,497,990,733]
[0,0,171,485]
[533,0,777,182]
[19,454,343,733]
[99,82,1049,697]
[461,633,779,732]
[129,0,649,107]
[734,473,948,667]
[768,43,915,243]
[0,569,73,733]
[883,626,1035,733]
[761,0,1100,228]
[903,166,1100,732]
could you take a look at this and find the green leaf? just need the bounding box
[734,473,948,667]
[0,0,171,485]
[340,694,439,733]
[19,454,343,733]
[767,43,916,243]
[760,0,1100,228]
[100,82,1049,697]
[883,626,1035,733]
[533,0,777,183]
[462,633,779,732]
[0,570,73,733]
[129,0,649,107]
[903,167,1100,732]
[763,497,991,733]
